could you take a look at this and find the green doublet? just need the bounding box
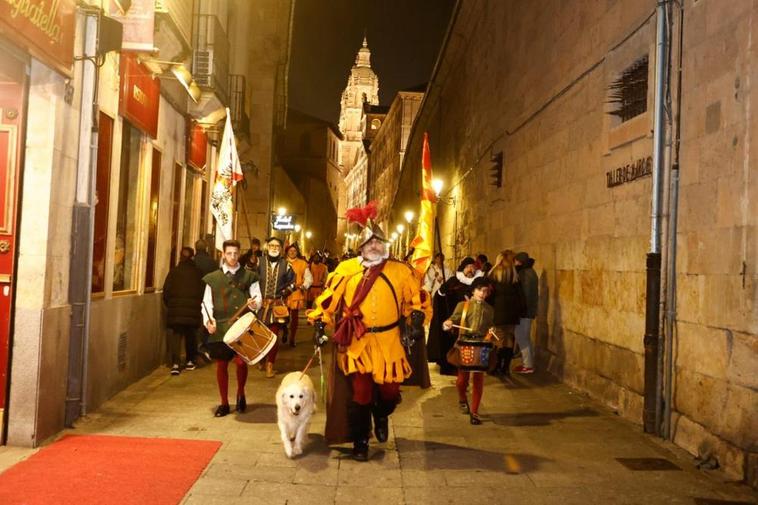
[450,300,494,339]
[203,269,258,342]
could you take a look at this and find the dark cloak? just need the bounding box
[426,275,475,374]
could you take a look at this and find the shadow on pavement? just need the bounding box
[395,437,551,473]
[488,407,599,427]
[236,404,277,423]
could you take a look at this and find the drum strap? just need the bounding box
[457,301,470,343]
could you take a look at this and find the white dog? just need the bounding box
[276,371,316,458]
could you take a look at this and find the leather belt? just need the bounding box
[365,320,400,333]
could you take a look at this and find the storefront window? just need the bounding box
[113,122,141,292]
[144,148,161,289]
[92,112,113,293]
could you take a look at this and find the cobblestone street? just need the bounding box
[2,338,753,505]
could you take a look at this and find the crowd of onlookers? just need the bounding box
[424,250,538,378]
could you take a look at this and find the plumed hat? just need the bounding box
[345,201,388,249]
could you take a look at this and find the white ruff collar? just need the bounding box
[456,270,483,285]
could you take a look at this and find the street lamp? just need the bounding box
[277,207,287,216]
[432,178,444,198]
[305,231,312,239]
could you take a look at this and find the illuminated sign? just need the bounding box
[119,52,160,138]
[272,215,296,231]
[0,0,76,75]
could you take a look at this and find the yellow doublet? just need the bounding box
[307,257,431,384]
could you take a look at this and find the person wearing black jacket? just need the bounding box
[163,247,205,374]
[486,250,526,376]
[426,257,483,375]
[193,239,218,276]
[514,251,538,373]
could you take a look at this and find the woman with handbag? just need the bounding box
[443,277,494,425]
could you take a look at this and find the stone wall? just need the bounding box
[394,0,756,481]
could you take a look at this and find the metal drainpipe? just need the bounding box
[65,10,100,426]
[663,0,684,441]
[644,1,669,435]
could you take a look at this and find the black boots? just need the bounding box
[236,395,247,413]
[371,400,397,443]
[348,402,372,462]
[493,348,514,376]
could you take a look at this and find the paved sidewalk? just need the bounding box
[7,335,757,505]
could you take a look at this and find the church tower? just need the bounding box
[338,36,380,173]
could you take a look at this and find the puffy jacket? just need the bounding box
[517,259,539,319]
[163,260,205,326]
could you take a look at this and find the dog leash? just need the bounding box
[299,345,325,405]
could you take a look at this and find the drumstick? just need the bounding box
[451,324,475,332]
[229,295,258,323]
[201,302,214,325]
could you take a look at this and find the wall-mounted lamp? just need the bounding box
[305,231,313,239]
[138,57,201,103]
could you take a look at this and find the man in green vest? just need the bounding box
[202,239,261,417]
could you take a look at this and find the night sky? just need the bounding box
[288,0,456,124]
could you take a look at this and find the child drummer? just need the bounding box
[442,277,495,425]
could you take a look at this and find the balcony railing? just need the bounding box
[192,14,230,105]
[229,74,250,137]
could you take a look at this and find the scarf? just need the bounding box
[332,260,387,346]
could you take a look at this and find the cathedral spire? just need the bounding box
[355,35,371,68]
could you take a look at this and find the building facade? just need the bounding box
[0,0,289,447]
[337,37,379,247]
[277,109,342,254]
[367,88,424,227]
[394,0,757,483]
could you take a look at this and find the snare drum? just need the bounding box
[223,313,278,365]
[457,338,495,371]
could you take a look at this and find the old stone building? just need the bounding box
[394,0,756,482]
[367,87,424,227]
[338,37,380,246]
[277,109,342,253]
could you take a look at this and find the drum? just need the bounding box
[457,338,495,371]
[223,313,278,365]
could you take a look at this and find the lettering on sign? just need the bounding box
[5,0,63,42]
[272,215,296,231]
[606,156,653,188]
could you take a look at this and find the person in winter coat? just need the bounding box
[513,251,538,373]
[193,239,218,276]
[163,247,205,374]
[486,250,526,376]
[426,256,483,375]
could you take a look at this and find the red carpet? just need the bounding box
[0,434,221,505]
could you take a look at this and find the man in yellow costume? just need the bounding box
[308,202,431,461]
[284,243,312,347]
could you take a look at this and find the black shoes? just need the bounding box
[236,395,247,413]
[214,404,230,417]
[458,401,470,414]
[470,413,482,425]
[352,440,369,462]
[374,416,389,443]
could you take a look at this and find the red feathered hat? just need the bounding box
[345,201,388,249]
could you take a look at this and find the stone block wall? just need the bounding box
[394,0,756,481]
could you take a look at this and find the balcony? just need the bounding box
[229,74,250,137]
[192,14,230,115]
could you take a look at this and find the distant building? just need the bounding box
[277,109,343,253]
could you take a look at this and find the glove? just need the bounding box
[402,310,425,348]
[313,320,328,347]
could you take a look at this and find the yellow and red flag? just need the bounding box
[410,133,436,275]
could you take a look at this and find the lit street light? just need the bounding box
[432,178,444,198]
[277,207,287,216]
[305,231,312,239]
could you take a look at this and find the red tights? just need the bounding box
[288,309,299,345]
[216,356,248,405]
[351,373,401,406]
[456,370,484,414]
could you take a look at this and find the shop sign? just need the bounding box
[606,156,652,188]
[272,215,296,231]
[187,122,207,171]
[119,52,160,138]
[0,0,76,76]
[108,0,154,52]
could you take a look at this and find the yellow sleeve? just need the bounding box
[401,265,432,321]
[306,258,363,327]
